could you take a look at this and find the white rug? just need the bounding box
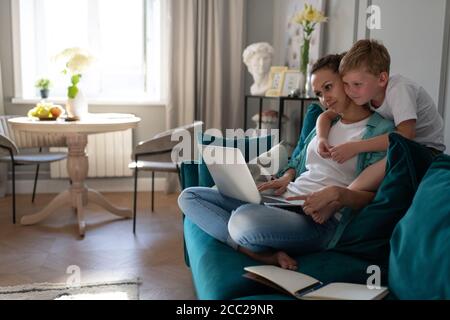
[0,279,140,300]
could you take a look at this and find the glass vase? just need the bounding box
[300,37,311,95]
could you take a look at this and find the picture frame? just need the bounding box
[281,70,303,96]
[265,66,288,97]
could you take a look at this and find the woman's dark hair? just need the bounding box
[311,52,346,75]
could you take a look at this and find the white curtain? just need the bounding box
[165,0,246,192]
[0,61,6,198]
[166,0,246,130]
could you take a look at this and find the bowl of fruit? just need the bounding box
[28,103,65,121]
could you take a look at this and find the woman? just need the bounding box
[178,54,394,269]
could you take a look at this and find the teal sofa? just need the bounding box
[180,104,450,300]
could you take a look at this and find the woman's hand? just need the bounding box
[330,141,360,164]
[288,186,340,213]
[258,176,291,196]
[317,138,332,158]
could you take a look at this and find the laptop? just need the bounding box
[202,145,305,211]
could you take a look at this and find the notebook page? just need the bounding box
[302,283,389,300]
[244,266,320,295]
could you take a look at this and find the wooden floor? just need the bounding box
[0,191,197,300]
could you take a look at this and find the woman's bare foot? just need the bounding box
[305,186,341,213]
[238,247,298,270]
[310,200,341,224]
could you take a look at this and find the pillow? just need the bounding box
[248,142,289,182]
[329,133,435,263]
[196,133,274,187]
[389,154,450,299]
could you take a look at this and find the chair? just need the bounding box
[0,116,67,224]
[129,121,203,233]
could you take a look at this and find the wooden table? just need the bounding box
[8,113,141,236]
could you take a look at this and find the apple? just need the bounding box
[50,106,62,118]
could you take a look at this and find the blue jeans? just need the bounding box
[178,187,339,255]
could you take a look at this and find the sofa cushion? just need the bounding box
[196,133,274,187]
[330,134,434,263]
[184,217,383,300]
[389,154,450,299]
[179,161,200,190]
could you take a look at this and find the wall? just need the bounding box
[370,0,447,109]
[444,5,450,152]
[322,0,357,55]
[244,0,274,94]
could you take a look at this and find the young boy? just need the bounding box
[299,39,445,218]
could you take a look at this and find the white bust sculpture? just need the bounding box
[243,42,274,95]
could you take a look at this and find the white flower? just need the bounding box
[66,53,94,74]
[54,47,94,75]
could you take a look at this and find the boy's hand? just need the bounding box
[317,138,332,159]
[330,141,360,164]
[258,176,291,196]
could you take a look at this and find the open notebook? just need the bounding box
[244,266,389,300]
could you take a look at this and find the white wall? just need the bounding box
[444,6,450,152]
[323,0,357,55]
[245,0,274,94]
[370,0,446,108]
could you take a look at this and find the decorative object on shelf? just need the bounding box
[265,66,288,97]
[292,3,327,94]
[243,42,274,96]
[252,110,289,130]
[304,63,314,97]
[35,78,52,99]
[281,70,304,96]
[54,47,94,120]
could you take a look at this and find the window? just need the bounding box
[13,0,164,102]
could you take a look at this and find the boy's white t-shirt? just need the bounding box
[287,117,370,196]
[371,75,445,151]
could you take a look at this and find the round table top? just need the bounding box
[8,113,141,134]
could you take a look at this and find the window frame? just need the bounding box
[10,0,167,106]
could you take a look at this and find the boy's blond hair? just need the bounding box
[339,39,391,76]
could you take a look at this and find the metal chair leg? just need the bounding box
[32,148,42,203]
[151,171,155,212]
[12,163,16,224]
[133,167,138,234]
[32,164,40,203]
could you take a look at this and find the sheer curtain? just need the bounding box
[166,0,246,130]
[0,62,6,197]
[164,0,246,192]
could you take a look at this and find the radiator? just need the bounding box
[50,129,133,178]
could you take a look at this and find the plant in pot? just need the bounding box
[35,78,52,99]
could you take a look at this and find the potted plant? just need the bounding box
[35,78,52,99]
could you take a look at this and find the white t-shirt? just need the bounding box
[371,75,445,151]
[287,117,370,196]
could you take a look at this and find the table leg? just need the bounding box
[21,190,71,225]
[87,188,132,218]
[76,193,86,236]
[21,133,131,236]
